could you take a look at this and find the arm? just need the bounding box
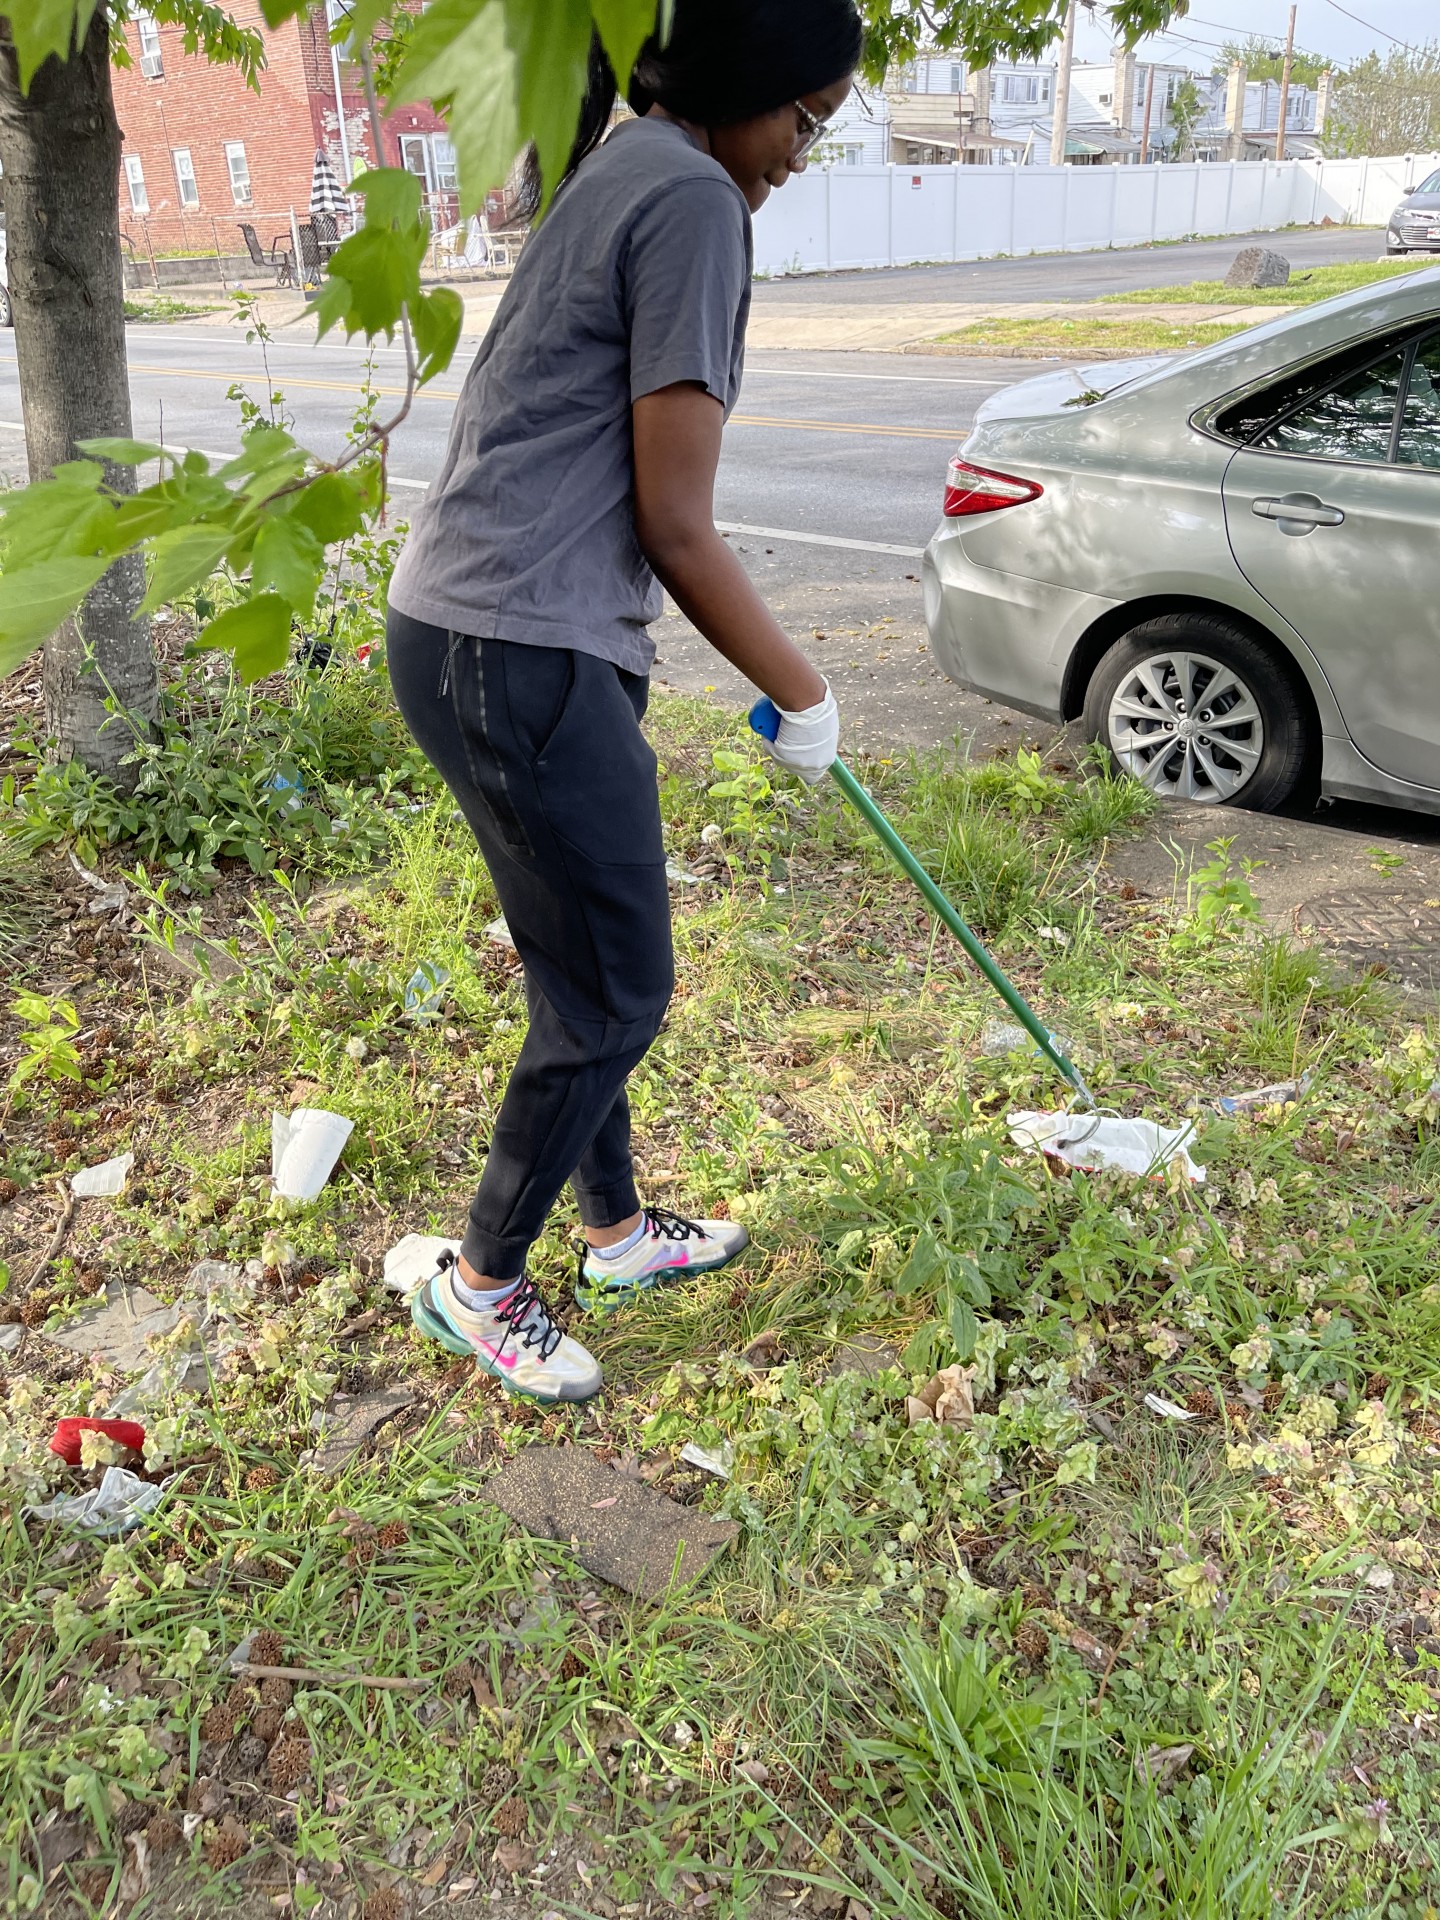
[632,382,826,713]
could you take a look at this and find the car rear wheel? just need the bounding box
[1083,614,1310,812]
[0,285,10,328]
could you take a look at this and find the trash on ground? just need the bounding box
[484,916,515,950]
[981,1021,1070,1060]
[48,1417,147,1465]
[823,1335,901,1380]
[26,1465,170,1537]
[68,849,129,917]
[71,1152,134,1199]
[1009,1110,1205,1184]
[403,961,450,1021]
[665,858,700,887]
[906,1364,975,1429]
[678,1439,733,1478]
[43,1284,181,1373]
[300,1386,414,1475]
[272,1107,354,1201]
[1143,1392,1200,1422]
[382,1233,461,1297]
[1215,1074,1312,1116]
[485,1446,739,1601]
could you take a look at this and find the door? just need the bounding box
[1221,328,1440,789]
[399,134,435,193]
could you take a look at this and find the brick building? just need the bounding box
[111,1,455,257]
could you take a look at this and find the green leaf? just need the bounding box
[502,0,591,210]
[411,286,465,386]
[200,595,293,683]
[250,517,325,618]
[9,0,102,89]
[947,1295,978,1363]
[321,225,427,338]
[350,167,424,230]
[140,525,233,615]
[394,0,520,216]
[74,438,172,467]
[0,555,111,678]
[216,423,300,478]
[589,0,662,95]
[287,471,370,545]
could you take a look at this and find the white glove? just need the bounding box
[764,682,839,785]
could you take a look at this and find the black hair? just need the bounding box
[516,0,863,220]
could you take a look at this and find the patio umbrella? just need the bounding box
[309,148,349,220]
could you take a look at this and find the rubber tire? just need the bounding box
[1387,245,1409,257]
[1083,612,1312,814]
[0,285,11,328]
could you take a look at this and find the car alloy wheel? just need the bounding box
[1104,649,1264,803]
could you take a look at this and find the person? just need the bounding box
[385,0,862,1404]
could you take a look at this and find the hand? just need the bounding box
[763,682,839,785]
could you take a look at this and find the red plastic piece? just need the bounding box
[48,1417,147,1466]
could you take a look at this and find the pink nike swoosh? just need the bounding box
[477,1340,519,1371]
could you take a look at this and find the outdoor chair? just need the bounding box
[310,211,342,261]
[238,222,294,288]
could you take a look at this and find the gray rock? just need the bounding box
[300,1386,414,1474]
[484,1445,739,1602]
[1224,246,1290,289]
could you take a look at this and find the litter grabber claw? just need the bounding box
[749,696,1094,1109]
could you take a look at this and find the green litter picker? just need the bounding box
[749,697,1094,1111]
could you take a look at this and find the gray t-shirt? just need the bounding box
[388,118,752,672]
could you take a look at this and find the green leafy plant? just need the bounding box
[8,992,83,1089]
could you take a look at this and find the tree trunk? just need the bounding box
[0,6,157,782]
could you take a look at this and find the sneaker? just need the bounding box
[576,1205,749,1313]
[410,1253,602,1404]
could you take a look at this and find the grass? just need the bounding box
[4,628,1440,1919]
[122,294,220,323]
[927,314,1250,357]
[1102,255,1439,309]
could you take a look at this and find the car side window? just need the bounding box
[1253,348,1407,465]
[1397,335,1440,471]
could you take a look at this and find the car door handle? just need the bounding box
[1251,494,1345,529]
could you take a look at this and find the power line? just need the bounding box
[1319,0,1412,47]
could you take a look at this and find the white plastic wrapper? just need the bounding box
[1009,1109,1205,1184]
[272,1108,354,1200]
[382,1232,461,1297]
[26,1466,170,1537]
[71,1152,134,1198]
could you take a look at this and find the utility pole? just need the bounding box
[1049,0,1077,168]
[1138,62,1156,164]
[1275,4,1297,160]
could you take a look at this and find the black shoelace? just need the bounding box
[438,1250,562,1362]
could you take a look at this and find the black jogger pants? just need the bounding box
[387,610,674,1281]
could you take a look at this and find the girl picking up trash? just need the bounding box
[385,0,862,1403]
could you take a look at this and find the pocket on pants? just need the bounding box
[449,638,542,859]
[530,653,664,869]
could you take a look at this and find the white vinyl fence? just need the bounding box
[751,152,1440,276]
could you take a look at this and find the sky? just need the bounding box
[1074,0,1436,71]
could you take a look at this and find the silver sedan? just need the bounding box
[922,267,1440,813]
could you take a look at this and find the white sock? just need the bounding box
[451,1272,519,1310]
[590,1216,647,1262]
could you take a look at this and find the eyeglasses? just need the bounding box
[792,100,832,160]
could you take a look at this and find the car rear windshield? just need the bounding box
[1212,326,1434,445]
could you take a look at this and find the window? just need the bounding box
[1001,73,1039,104]
[950,63,962,92]
[123,154,148,214]
[172,147,199,208]
[136,10,162,78]
[223,141,251,207]
[1397,334,1440,471]
[1256,347,1407,465]
[843,144,863,166]
[432,135,458,194]
[1041,76,1052,103]
[1414,168,1440,193]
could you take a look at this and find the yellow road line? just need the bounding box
[125,363,962,440]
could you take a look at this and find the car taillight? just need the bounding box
[942,458,1043,517]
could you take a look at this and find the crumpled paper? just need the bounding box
[1008,1110,1204,1184]
[906,1364,975,1429]
[382,1233,460,1297]
[71,1152,134,1198]
[26,1465,170,1537]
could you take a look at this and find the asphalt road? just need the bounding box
[751,224,1389,306]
